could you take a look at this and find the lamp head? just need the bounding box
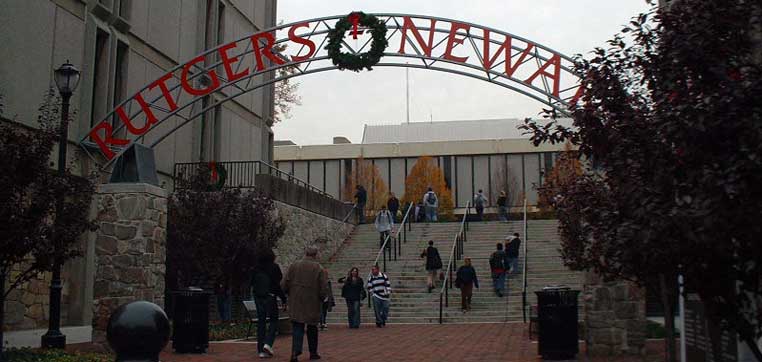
[54,61,80,97]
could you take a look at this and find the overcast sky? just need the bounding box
[272,1,652,145]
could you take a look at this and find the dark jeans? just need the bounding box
[379,230,390,249]
[372,296,390,325]
[460,283,474,310]
[357,203,366,224]
[498,206,509,222]
[254,296,278,352]
[291,322,318,356]
[389,209,399,223]
[320,302,328,325]
[475,205,484,221]
[216,294,231,321]
[346,300,361,328]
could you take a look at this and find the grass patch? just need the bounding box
[209,320,251,341]
[2,348,110,362]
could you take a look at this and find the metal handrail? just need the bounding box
[173,160,333,199]
[438,202,471,324]
[367,203,414,308]
[521,198,529,323]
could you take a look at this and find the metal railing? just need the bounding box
[173,160,333,199]
[367,203,414,308]
[521,198,529,323]
[438,201,471,324]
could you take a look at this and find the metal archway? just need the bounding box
[80,13,583,166]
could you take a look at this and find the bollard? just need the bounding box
[107,301,170,362]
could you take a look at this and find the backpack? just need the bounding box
[426,192,436,206]
[430,248,443,269]
[489,251,505,270]
[475,194,485,207]
[252,269,271,298]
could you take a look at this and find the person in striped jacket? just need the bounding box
[367,265,391,327]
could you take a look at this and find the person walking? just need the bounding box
[374,205,394,250]
[497,191,509,222]
[319,270,335,331]
[354,185,367,224]
[339,267,365,329]
[282,246,329,362]
[422,187,439,222]
[473,189,487,221]
[387,193,400,223]
[489,243,508,297]
[420,240,443,292]
[455,257,479,312]
[251,249,287,358]
[415,202,425,223]
[505,233,522,274]
[367,265,391,327]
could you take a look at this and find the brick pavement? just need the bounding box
[159,323,665,362]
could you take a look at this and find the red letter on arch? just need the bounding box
[397,17,436,57]
[443,22,470,63]
[288,23,316,62]
[250,32,287,71]
[180,55,221,97]
[525,54,562,97]
[149,73,179,112]
[88,121,130,160]
[482,31,534,78]
[218,42,250,82]
[115,93,159,136]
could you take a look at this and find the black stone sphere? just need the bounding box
[107,301,170,362]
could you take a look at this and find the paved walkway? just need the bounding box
[160,323,664,362]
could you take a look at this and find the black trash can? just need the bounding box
[535,286,580,360]
[171,288,211,353]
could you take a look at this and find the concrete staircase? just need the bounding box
[322,220,584,324]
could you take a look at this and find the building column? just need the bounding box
[91,183,168,342]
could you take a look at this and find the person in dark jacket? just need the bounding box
[489,243,507,297]
[497,191,509,222]
[420,240,442,292]
[251,249,287,358]
[339,267,365,329]
[354,185,368,224]
[504,233,522,274]
[387,193,400,222]
[455,257,479,312]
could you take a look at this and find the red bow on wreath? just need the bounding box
[209,161,218,181]
[348,13,361,39]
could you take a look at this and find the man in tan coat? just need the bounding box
[282,246,329,362]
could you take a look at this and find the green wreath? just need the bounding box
[325,12,388,72]
[208,162,227,191]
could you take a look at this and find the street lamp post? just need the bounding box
[41,61,80,349]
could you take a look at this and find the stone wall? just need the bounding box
[91,183,167,341]
[3,267,72,332]
[272,200,355,272]
[583,271,647,356]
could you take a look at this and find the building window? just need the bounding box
[118,0,131,20]
[90,29,110,126]
[443,156,452,188]
[112,41,129,131]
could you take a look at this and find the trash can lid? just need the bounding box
[542,285,571,291]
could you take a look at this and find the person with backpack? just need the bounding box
[497,190,509,222]
[505,233,523,274]
[374,205,395,250]
[387,193,400,223]
[422,187,439,222]
[354,185,367,224]
[455,257,479,312]
[251,249,287,359]
[420,240,443,292]
[319,270,335,331]
[473,189,487,221]
[339,267,366,329]
[489,243,508,297]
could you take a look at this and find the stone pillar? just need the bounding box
[91,183,167,342]
[583,271,647,356]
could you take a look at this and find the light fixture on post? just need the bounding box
[41,61,80,349]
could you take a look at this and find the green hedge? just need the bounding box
[209,320,251,341]
[2,348,110,362]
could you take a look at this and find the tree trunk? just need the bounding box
[660,274,677,362]
[1,272,6,362]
